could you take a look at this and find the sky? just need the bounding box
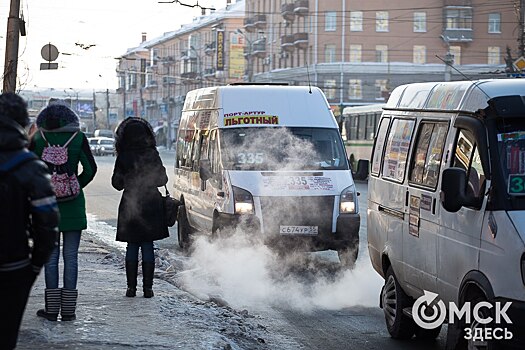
[0,0,220,92]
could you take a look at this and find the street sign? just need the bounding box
[513,56,525,72]
[41,43,59,61]
[40,62,58,70]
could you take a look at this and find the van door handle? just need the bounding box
[405,190,409,207]
[217,191,225,198]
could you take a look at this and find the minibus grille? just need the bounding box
[260,196,334,235]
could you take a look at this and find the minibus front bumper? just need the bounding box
[215,212,360,251]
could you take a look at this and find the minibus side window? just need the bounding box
[409,122,448,189]
[382,118,415,182]
[190,131,201,171]
[371,117,391,176]
[452,129,486,201]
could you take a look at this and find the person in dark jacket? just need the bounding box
[111,117,168,298]
[0,93,59,350]
[30,103,97,321]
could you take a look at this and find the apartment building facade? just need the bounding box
[115,0,244,144]
[243,0,519,110]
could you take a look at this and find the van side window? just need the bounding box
[371,117,390,176]
[452,129,486,200]
[190,132,202,171]
[409,122,448,189]
[382,118,415,182]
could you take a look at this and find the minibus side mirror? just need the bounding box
[199,159,212,181]
[441,167,482,212]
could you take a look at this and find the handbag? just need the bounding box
[163,185,179,227]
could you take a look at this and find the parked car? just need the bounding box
[368,79,525,348]
[88,137,115,156]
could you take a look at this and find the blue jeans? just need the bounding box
[44,231,81,290]
[125,242,154,263]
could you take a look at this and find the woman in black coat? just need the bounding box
[111,117,168,298]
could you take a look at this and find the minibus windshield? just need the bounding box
[220,127,349,171]
[496,118,525,195]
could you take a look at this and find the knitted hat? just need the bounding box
[36,104,80,132]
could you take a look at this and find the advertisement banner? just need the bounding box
[229,32,245,79]
[216,29,225,71]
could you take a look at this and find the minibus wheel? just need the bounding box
[177,205,191,250]
[383,266,416,339]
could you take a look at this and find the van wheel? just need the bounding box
[382,266,416,339]
[337,247,358,269]
[414,324,442,340]
[177,205,191,250]
[456,295,495,350]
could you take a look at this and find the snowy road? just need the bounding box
[83,152,447,350]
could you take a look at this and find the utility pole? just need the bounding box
[518,0,525,57]
[3,0,21,93]
[92,90,97,131]
[106,88,110,128]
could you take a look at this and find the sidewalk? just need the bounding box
[16,233,275,350]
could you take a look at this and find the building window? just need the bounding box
[349,44,362,63]
[348,79,362,100]
[488,13,501,33]
[325,44,336,63]
[375,45,388,63]
[413,12,426,32]
[445,7,472,30]
[376,11,389,32]
[488,46,500,65]
[324,79,337,100]
[450,46,461,65]
[375,79,388,100]
[350,11,363,31]
[413,45,426,64]
[325,12,337,31]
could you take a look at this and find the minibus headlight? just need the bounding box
[340,186,357,214]
[233,186,254,214]
[521,254,525,286]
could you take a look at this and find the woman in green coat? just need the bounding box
[29,103,97,321]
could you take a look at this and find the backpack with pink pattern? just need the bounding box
[40,130,81,202]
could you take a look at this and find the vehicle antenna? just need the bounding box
[435,54,491,100]
[306,61,312,94]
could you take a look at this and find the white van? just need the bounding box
[368,79,525,348]
[173,84,360,266]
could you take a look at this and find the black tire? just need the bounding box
[177,205,191,250]
[455,295,496,350]
[382,266,416,339]
[337,247,358,269]
[415,324,442,340]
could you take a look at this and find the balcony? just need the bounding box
[181,71,198,79]
[254,14,267,29]
[162,76,177,85]
[441,30,473,43]
[203,68,216,79]
[294,0,309,16]
[252,38,267,58]
[281,35,295,52]
[281,3,295,21]
[244,17,255,33]
[204,42,216,56]
[293,32,308,49]
[145,81,158,89]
